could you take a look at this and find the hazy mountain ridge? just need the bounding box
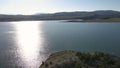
[0,10,120,21]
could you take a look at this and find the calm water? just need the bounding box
[0,21,120,68]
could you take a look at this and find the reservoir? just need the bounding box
[0,21,120,68]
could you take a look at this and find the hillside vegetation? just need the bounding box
[39,50,120,68]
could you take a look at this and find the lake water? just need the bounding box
[0,21,120,68]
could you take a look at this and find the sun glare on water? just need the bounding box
[11,21,46,68]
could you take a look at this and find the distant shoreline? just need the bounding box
[1,19,120,22]
[0,18,120,22]
[67,18,120,22]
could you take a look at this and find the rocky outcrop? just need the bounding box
[39,50,120,68]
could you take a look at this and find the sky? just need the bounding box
[0,0,120,15]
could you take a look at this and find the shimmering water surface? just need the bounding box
[0,21,120,68]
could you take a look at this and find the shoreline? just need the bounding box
[67,18,120,22]
[0,18,120,22]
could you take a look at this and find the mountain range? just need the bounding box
[0,10,120,21]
